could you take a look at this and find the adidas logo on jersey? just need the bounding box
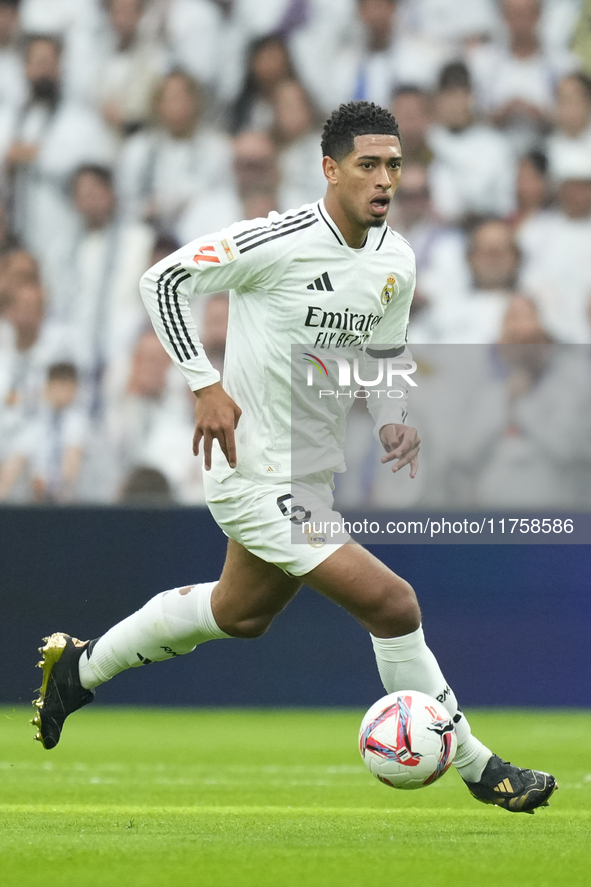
[307,272,334,292]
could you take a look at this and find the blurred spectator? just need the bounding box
[117,70,232,231]
[99,0,164,136]
[1,246,37,281]
[230,34,296,134]
[468,0,578,151]
[0,360,87,502]
[271,78,326,208]
[230,0,307,39]
[0,0,26,111]
[351,0,400,106]
[149,233,180,267]
[19,0,78,36]
[451,303,589,508]
[468,220,521,289]
[108,330,174,458]
[241,188,279,221]
[176,130,280,241]
[540,0,583,57]
[161,0,225,91]
[0,245,39,313]
[0,201,17,257]
[297,0,449,114]
[387,162,468,340]
[0,280,73,434]
[396,0,500,47]
[118,464,174,504]
[289,0,357,114]
[54,164,155,398]
[512,150,551,230]
[388,162,450,267]
[521,143,591,343]
[68,0,164,137]
[350,0,450,107]
[512,150,555,263]
[572,0,591,75]
[391,86,433,165]
[222,0,317,110]
[546,73,591,169]
[429,219,523,343]
[233,130,279,197]
[497,293,552,346]
[428,62,516,223]
[1,35,115,275]
[106,328,197,501]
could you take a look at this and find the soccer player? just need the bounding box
[33,102,556,813]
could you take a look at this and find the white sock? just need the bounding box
[371,625,492,782]
[79,582,230,690]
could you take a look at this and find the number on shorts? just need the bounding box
[276,493,311,525]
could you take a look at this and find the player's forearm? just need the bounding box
[368,402,409,442]
[363,345,414,440]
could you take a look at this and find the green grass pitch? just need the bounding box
[0,707,589,887]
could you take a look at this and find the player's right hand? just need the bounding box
[192,382,242,471]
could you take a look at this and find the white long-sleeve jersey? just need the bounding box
[140,199,416,483]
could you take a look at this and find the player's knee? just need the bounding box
[369,578,421,636]
[223,614,274,639]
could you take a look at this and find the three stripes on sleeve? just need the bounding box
[156,263,198,363]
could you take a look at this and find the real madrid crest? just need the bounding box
[381,274,396,306]
[303,525,326,548]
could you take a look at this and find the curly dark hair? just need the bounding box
[321,101,400,161]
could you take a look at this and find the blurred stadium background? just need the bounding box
[1,0,591,707]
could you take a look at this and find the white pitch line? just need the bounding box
[0,804,580,817]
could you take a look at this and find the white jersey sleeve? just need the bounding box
[139,208,317,391]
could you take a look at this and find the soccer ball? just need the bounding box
[359,690,457,790]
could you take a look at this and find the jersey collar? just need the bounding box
[316,199,382,252]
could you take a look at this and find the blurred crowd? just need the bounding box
[0,0,591,507]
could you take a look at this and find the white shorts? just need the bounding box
[202,468,350,577]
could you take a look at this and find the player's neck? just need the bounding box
[323,193,370,249]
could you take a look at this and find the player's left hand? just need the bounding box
[379,423,420,478]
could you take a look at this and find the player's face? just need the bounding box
[331,134,402,229]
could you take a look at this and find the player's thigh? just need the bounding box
[213,538,302,627]
[303,542,421,637]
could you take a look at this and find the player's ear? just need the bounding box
[322,155,339,185]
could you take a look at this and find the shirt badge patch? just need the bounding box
[221,239,235,261]
[381,275,396,306]
[193,244,221,265]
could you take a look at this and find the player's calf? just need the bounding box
[310,556,421,637]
